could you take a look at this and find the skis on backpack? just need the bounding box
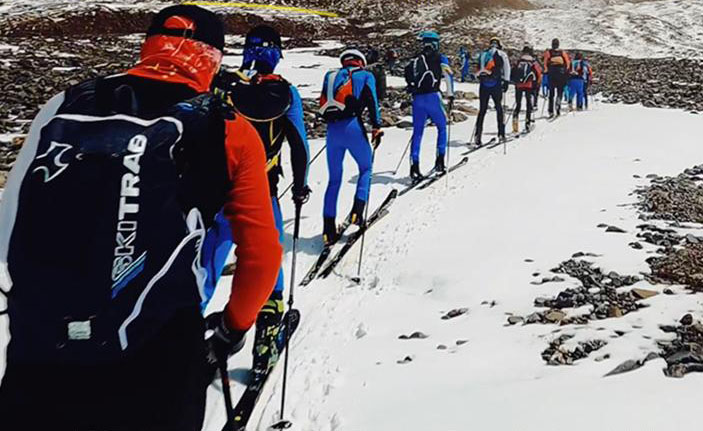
[226,309,301,431]
[417,157,469,190]
[300,216,353,287]
[318,189,398,280]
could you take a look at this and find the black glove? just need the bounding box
[205,312,247,366]
[502,81,510,92]
[292,185,312,206]
[371,129,384,149]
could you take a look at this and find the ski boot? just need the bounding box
[410,162,424,183]
[499,133,507,144]
[525,119,533,132]
[252,294,285,375]
[350,199,366,226]
[434,155,446,175]
[512,116,519,134]
[323,217,339,246]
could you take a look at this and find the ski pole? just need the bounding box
[392,136,412,176]
[278,144,327,200]
[445,106,452,188]
[272,201,302,430]
[219,360,235,430]
[352,135,380,284]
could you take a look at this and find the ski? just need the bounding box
[318,189,398,279]
[417,156,469,190]
[462,138,496,156]
[227,309,301,431]
[300,216,353,287]
[399,170,435,196]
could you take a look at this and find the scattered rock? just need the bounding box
[680,314,694,326]
[399,331,428,340]
[507,315,524,325]
[455,339,469,346]
[542,335,607,366]
[629,241,644,250]
[441,308,468,320]
[663,288,675,295]
[397,356,413,364]
[436,344,448,350]
[630,288,659,300]
[605,225,627,233]
[595,353,611,362]
[544,309,567,323]
[604,359,644,377]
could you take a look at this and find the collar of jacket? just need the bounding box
[127,35,223,93]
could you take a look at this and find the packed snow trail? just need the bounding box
[242,102,703,431]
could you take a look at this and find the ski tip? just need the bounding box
[270,420,293,430]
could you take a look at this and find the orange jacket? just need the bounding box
[128,32,282,332]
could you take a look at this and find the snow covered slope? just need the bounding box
[194,46,703,431]
[485,0,703,59]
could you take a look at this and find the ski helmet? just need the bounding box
[552,38,560,49]
[243,25,283,73]
[489,37,502,49]
[522,45,533,55]
[340,48,367,68]
[419,31,440,51]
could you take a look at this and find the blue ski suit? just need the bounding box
[459,47,471,82]
[406,52,454,164]
[568,59,588,109]
[201,76,309,308]
[321,67,381,219]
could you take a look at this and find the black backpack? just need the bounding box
[405,51,443,94]
[512,59,532,84]
[5,78,230,364]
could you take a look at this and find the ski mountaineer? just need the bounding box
[0,5,282,431]
[459,46,471,82]
[511,45,543,133]
[319,49,383,245]
[543,38,571,118]
[474,36,511,146]
[209,25,311,376]
[567,51,588,111]
[582,54,594,109]
[404,31,455,181]
[367,47,388,100]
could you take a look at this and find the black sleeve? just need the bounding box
[361,84,381,129]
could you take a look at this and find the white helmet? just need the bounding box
[339,48,367,67]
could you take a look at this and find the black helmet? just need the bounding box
[245,25,283,50]
[551,38,560,49]
[522,45,533,55]
[147,5,225,51]
[489,36,502,49]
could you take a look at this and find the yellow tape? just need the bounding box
[182,1,339,17]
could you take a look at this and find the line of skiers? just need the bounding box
[0,4,594,429]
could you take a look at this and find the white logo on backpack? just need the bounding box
[112,134,147,283]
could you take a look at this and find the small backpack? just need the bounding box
[404,52,442,94]
[512,59,533,84]
[319,67,363,122]
[5,81,230,364]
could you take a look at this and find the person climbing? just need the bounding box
[459,46,471,82]
[543,38,571,118]
[582,53,594,109]
[474,36,511,145]
[385,48,399,72]
[404,30,454,181]
[319,48,382,245]
[210,24,311,377]
[567,51,588,111]
[0,5,282,430]
[511,45,542,133]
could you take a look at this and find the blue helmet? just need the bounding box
[419,30,440,51]
[243,25,283,73]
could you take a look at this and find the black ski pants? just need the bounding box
[548,73,567,115]
[514,88,534,123]
[0,308,211,431]
[476,84,505,142]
